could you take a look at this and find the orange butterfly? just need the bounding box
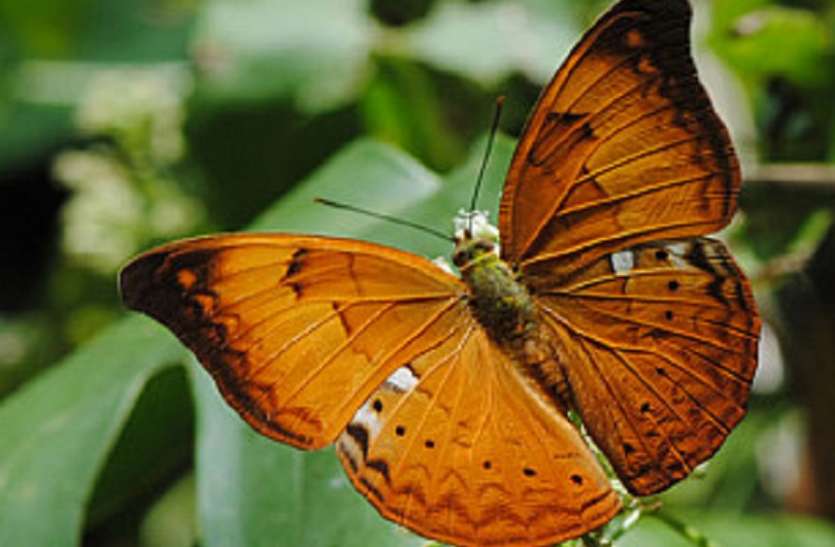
[120,0,760,545]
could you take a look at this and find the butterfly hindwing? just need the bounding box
[529,238,759,494]
[500,0,739,274]
[336,324,620,546]
[120,234,466,450]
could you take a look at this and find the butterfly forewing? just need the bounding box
[499,0,740,273]
[120,234,466,450]
[529,238,759,494]
[336,324,619,546]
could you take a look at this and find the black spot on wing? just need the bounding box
[286,248,308,276]
[359,477,385,502]
[366,459,391,483]
[284,247,309,297]
[685,240,731,307]
[528,111,595,166]
[345,423,370,460]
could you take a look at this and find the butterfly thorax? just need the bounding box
[452,213,533,343]
[453,237,571,412]
[454,242,537,345]
[452,212,570,408]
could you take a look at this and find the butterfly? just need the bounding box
[119,0,760,545]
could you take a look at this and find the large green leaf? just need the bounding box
[192,0,374,113]
[708,4,831,88]
[405,0,579,85]
[0,317,185,546]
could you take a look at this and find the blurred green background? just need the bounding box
[2,0,835,545]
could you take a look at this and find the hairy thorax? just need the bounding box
[452,232,569,408]
[459,252,536,345]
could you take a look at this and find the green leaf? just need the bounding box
[85,366,194,528]
[139,472,197,547]
[620,511,835,547]
[0,317,185,546]
[709,5,831,88]
[360,56,468,171]
[192,0,374,113]
[250,138,444,239]
[404,0,579,85]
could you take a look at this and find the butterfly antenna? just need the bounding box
[468,95,506,235]
[314,198,455,243]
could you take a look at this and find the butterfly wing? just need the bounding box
[529,238,759,495]
[120,233,468,450]
[336,322,619,546]
[496,0,760,495]
[499,0,739,274]
[121,233,620,544]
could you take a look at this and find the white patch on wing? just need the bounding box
[336,431,363,467]
[666,242,690,268]
[610,249,635,275]
[337,398,381,465]
[351,401,382,439]
[384,366,419,393]
[433,256,455,274]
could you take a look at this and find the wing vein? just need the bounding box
[621,346,743,430]
[555,172,714,220]
[606,347,695,470]
[573,333,661,478]
[331,298,467,421]
[522,219,717,267]
[539,305,746,404]
[562,298,744,356]
[578,134,702,185]
[279,302,399,405]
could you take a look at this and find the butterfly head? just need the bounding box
[452,210,500,269]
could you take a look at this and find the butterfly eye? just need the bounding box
[474,241,495,254]
[452,250,468,266]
